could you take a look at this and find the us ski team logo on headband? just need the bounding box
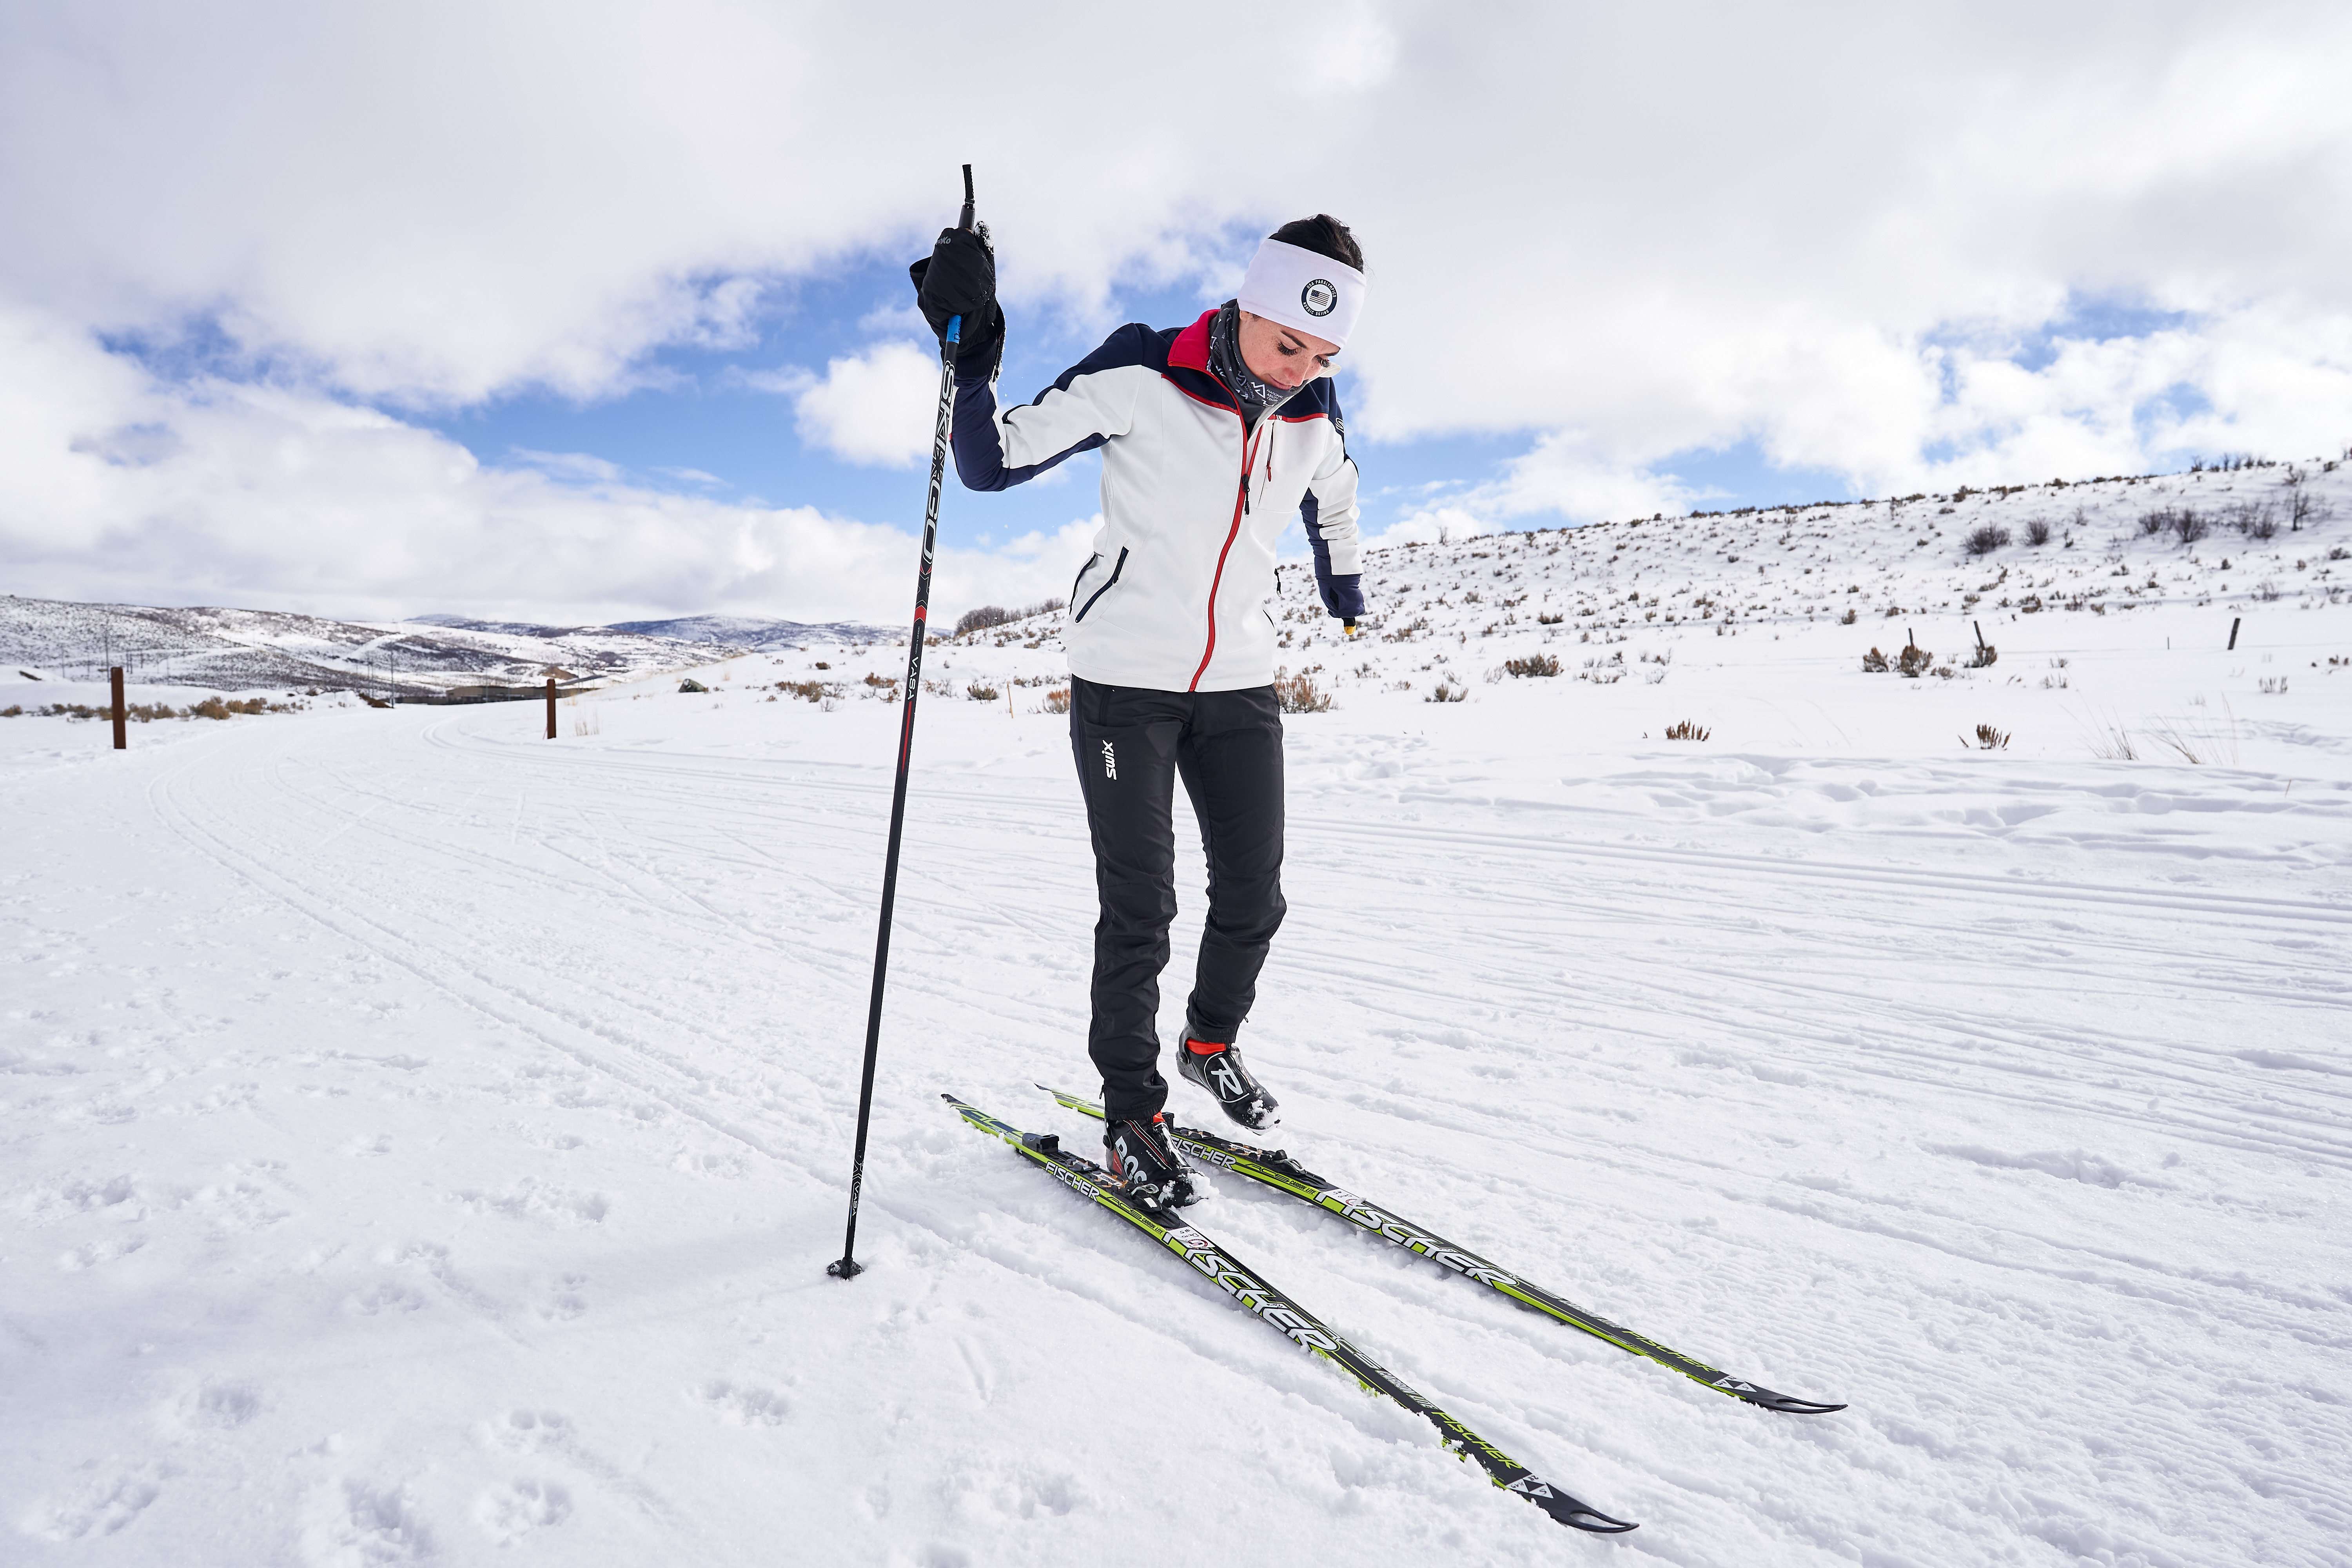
[1300,279,1338,318]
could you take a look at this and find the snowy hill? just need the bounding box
[908,451,2352,701]
[0,598,746,695]
[607,612,891,650]
[688,453,2352,778]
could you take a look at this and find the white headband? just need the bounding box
[1236,237,1366,350]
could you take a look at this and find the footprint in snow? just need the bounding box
[541,1273,588,1321]
[16,1464,167,1541]
[171,1379,262,1430]
[474,1479,572,1544]
[302,1479,433,1565]
[699,1379,791,1427]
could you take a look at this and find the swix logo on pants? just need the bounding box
[1100,740,1117,780]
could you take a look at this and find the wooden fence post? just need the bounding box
[2228,616,2241,651]
[546,677,557,739]
[111,666,126,751]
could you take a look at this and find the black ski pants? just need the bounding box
[1069,675,1286,1122]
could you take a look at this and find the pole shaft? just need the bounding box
[832,311,962,1281]
[111,666,126,750]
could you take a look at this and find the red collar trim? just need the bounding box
[1169,308,1216,373]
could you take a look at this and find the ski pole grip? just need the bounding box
[946,314,962,346]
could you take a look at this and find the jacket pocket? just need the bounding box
[1073,546,1129,623]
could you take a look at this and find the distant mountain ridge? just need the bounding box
[409,612,889,650]
[0,596,872,695]
[605,613,893,649]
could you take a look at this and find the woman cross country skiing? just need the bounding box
[910,214,1369,1211]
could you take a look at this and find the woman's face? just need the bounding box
[1236,310,1340,391]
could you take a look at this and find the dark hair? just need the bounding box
[1269,214,1363,270]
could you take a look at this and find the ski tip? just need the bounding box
[1564,1508,1639,1535]
[1514,1479,1638,1533]
[1036,1083,1107,1118]
[1712,1375,1846,1415]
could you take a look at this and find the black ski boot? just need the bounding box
[1103,1112,1200,1211]
[1178,1039,1281,1132]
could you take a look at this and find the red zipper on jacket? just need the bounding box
[1188,420,1262,692]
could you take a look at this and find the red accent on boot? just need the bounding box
[1184,1038,1225,1056]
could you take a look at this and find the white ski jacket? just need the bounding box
[951,308,1363,693]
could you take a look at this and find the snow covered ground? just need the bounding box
[5,466,2350,1565]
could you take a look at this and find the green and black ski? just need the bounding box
[945,1094,1636,1535]
[1040,1085,1844,1417]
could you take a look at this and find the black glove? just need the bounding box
[908,226,1004,381]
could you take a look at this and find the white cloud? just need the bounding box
[6,0,2352,613]
[762,341,944,468]
[0,306,1091,623]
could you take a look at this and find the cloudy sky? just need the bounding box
[5,0,2349,626]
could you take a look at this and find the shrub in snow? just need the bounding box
[1973,724,2010,750]
[955,598,1066,638]
[1425,678,1467,703]
[2288,485,2328,530]
[1862,647,1890,672]
[2024,518,2052,546]
[1273,671,1332,713]
[965,682,1000,702]
[1897,644,1935,678]
[1965,643,1998,668]
[1964,524,2012,557]
[1042,688,1071,714]
[192,696,290,718]
[1664,719,1709,740]
[1503,653,1561,677]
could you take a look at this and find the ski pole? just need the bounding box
[829,164,975,1281]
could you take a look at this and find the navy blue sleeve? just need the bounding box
[1302,488,1366,619]
[1299,383,1365,619]
[951,323,1160,493]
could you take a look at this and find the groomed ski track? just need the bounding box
[4,655,2348,1565]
